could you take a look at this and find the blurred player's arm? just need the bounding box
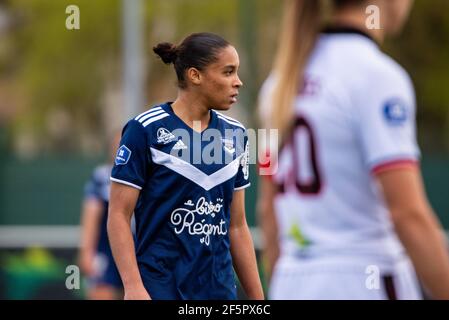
[377,166,449,300]
[79,197,103,276]
[108,181,150,300]
[230,189,265,300]
[257,176,280,283]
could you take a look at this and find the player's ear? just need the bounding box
[187,67,202,85]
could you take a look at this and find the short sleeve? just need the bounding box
[110,120,149,190]
[354,65,421,174]
[84,173,101,200]
[234,136,250,190]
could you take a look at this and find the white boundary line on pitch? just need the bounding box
[0,225,264,250]
[0,226,81,249]
[0,225,447,251]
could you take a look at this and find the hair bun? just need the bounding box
[153,42,178,64]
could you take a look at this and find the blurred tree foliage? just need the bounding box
[2,0,281,155]
[5,0,121,154]
[1,0,449,155]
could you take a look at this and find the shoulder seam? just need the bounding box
[141,113,170,127]
[134,106,163,121]
[130,113,170,128]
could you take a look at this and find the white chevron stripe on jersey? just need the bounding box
[150,147,242,191]
[135,106,162,121]
[142,113,170,127]
[137,109,166,123]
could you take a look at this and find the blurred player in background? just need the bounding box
[79,132,123,299]
[258,0,449,299]
[108,33,263,300]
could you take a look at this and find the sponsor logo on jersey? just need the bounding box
[383,99,408,125]
[170,197,227,246]
[157,127,177,144]
[115,145,131,165]
[172,139,188,150]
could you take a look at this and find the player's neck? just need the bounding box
[332,9,385,44]
[171,92,211,132]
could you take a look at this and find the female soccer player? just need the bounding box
[258,0,449,299]
[79,132,123,299]
[108,32,264,300]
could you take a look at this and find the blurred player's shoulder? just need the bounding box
[257,74,276,127]
[310,33,415,111]
[92,164,112,182]
[362,47,413,93]
[315,33,411,83]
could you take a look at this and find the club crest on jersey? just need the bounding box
[222,138,235,154]
[383,99,408,125]
[115,145,131,165]
[156,127,177,144]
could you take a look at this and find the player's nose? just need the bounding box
[234,74,243,88]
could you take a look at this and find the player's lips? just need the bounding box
[230,93,238,103]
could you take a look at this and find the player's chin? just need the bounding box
[213,103,232,111]
[215,98,237,111]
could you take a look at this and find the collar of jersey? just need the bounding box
[322,25,379,47]
[162,102,218,134]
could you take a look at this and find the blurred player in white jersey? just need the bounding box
[258,0,449,299]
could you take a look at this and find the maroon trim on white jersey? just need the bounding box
[371,159,418,175]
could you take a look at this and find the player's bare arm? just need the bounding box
[377,167,449,299]
[108,181,150,300]
[257,176,279,283]
[230,189,264,300]
[79,197,103,276]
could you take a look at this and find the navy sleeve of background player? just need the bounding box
[110,120,149,190]
[84,172,101,200]
[234,135,250,190]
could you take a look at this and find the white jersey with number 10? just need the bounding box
[260,32,420,266]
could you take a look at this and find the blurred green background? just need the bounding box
[0,0,448,299]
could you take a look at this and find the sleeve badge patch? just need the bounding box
[383,99,408,126]
[115,145,132,165]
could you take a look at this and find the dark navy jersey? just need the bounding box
[84,164,112,254]
[84,165,123,288]
[111,102,250,300]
